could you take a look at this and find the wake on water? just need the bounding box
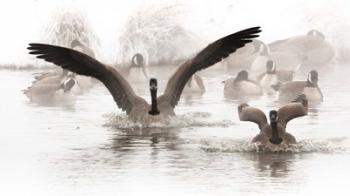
[103,111,234,130]
[102,111,347,153]
[200,138,347,153]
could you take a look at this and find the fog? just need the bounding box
[0,0,349,66]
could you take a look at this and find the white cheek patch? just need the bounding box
[132,57,138,65]
[307,73,312,83]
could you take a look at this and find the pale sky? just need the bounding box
[0,0,349,65]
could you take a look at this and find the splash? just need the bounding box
[103,112,234,130]
[117,3,202,66]
[200,138,346,153]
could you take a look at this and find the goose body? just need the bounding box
[257,60,293,94]
[238,94,308,150]
[28,27,261,124]
[24,71,76,104]
[224,70,263,99]
[269,30,335,67]
[277,70,323,102]
[250,41,302,75]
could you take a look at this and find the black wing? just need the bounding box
[27,43,145,114]
[160,27,261,107]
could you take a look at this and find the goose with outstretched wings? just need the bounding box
[28,27,261,124]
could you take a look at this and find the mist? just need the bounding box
[0,0,349,66]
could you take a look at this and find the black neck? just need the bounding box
[269,122,282,144]
[266,70,276,74]
[271,122,278,138]
[149,89,160,115]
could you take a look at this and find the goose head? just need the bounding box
[266,60,276,74]
[268,110,283,145]
[130,53,148,79]
[306,70,318,87]
[131,53,145,67]
[234,70,249,83]
[256,41,269,56]
[307,30,325,40]
[71,39,84,48]
[148,78,160,115]
[62,78,76,92]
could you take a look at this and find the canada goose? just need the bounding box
[274,70,323,102]
[250,41,302,75]
[224,39,266,72]
[117,53,149,81]
[224,70,263,99]
[23,70,76,103]
[28,27,261,124]
[269,30,335,67]
[257,60,293,94]
[238,94,308,148]
[183,74,205,94]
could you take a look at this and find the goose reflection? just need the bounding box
[244,153,296,177]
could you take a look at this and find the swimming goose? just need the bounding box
[23,70,76,103]
[224,70,263,99]
[117,53,149,81]
[250,41,302,75]
[183,74,205,94]
[275,70,323,102]
[28,27,261,124]
[268,30,335,67]
[238,94,308,149]
[257,60,293,94]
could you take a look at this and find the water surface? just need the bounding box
[1,65,350,196]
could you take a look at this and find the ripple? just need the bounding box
[102,112,234,130]
[200,138,347,153]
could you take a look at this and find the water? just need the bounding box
[1,64,350,196]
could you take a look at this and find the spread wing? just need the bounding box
[238,103,267,129]
[160,27,261,107]
[278,94,308,126]
[27,43,144,114]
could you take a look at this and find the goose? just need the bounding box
[224,39,266,72]
[28,27,261,124]
[23,70,76,103]
[26,39,96,97]
[274,70,323,103]
[250,41,302,75]
[257,60,293,94]
[224,70,263,99]
[268,30,335,67]
[238,94,308,149]
[183,74,205,94]
[117,53,149,81]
